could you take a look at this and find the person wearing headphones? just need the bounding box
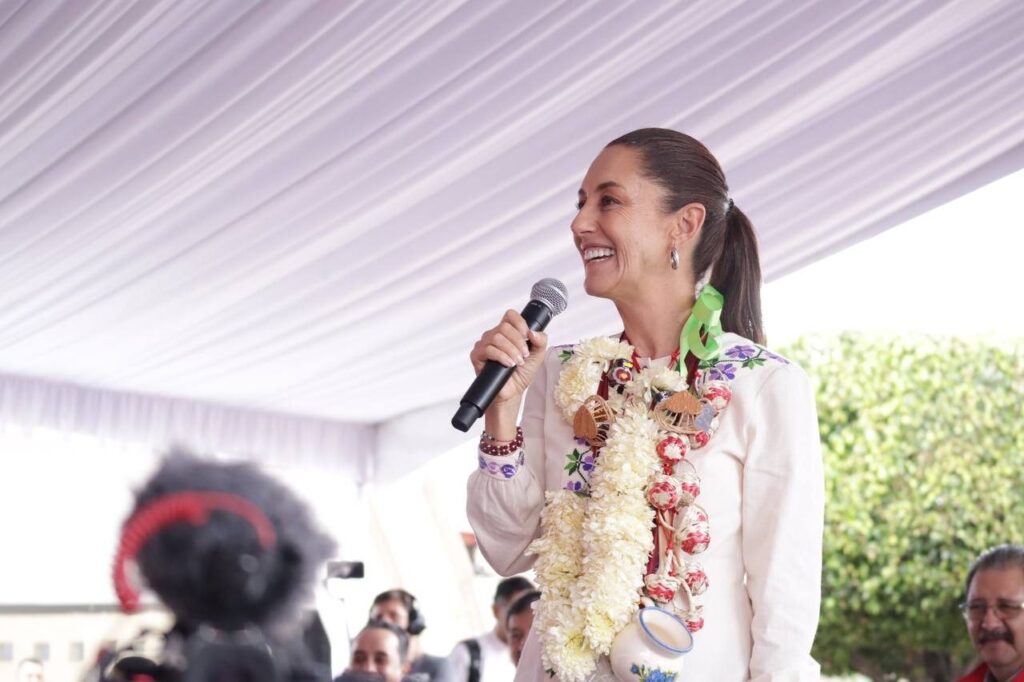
[369,590,454,682]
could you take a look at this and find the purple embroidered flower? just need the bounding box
[707,362,737,381]
[725,345,758,360]
[565,480,583,492]
[574,436,589,446]
[517,451,526,465]
[764,349,790,364]
[487,462,500,475]
[478,456,487,470]
[501,463,517,478]
[581,453,595,472]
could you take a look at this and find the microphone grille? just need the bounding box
[531,278,569,316]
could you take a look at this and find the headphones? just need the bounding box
[394,589,426,635]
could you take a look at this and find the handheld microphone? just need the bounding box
[452,278,568,432]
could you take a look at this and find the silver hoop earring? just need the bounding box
[670,248,680,270]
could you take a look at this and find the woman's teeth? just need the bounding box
[584,247,614,262]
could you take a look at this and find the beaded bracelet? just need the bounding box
[479,427,524,456]
[480,427,522,444]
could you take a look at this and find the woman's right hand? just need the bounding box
[470,309,549,411]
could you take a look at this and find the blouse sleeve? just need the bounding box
[465,349,551,576]
[742,363,824,682]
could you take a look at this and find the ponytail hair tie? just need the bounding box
[724,197,734,214]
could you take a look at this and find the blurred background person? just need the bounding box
[344,620,409,682]
[370,590,452,682]
[448,577,534,682]
[958,544,1024,682]
[504,591,540,668]
[16,659,44,682]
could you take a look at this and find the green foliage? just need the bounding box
[781,334,1024,681]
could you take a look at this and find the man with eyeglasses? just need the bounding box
[959,544,1024,681]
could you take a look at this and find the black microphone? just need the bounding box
[452,278,569,432]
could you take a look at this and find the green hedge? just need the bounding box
[781,334,1024,682]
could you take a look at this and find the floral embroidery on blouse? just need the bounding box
[562,441,596,494]
[696,343,789,390]
[478,448,525,480]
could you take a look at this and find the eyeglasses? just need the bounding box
[959,600,1024,622]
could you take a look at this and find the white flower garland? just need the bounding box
[553,337,632,423]
[529,490,595,680]
[577,401,660,655]
[530,336,730,681]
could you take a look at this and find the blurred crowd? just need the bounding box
[340,578,539,682]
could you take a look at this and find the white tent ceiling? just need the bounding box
[1,0,1023,461]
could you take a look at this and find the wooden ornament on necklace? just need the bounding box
[573,394,613,446]
[654,389,715,435]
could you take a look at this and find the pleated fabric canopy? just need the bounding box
[1,0,1022,468]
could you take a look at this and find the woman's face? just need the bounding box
[571,145,676,302]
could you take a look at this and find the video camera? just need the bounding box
[102,450,336,682]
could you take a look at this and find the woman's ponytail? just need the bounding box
[709,203,764,345]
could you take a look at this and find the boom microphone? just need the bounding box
[451,278,569,432]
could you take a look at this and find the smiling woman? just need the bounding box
[571,131,764,351]
[464,128,824,681]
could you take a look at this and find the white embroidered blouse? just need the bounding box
[466,333,824,682]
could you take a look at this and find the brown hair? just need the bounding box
[607,128,764,344]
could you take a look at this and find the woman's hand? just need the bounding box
[473,307,552,409]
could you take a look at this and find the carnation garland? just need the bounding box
[529,335,735,681]
[530,489,595,679]
[554,336,632,422]
[577,401,660,656]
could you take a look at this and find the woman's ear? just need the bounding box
[671,202,706,245]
